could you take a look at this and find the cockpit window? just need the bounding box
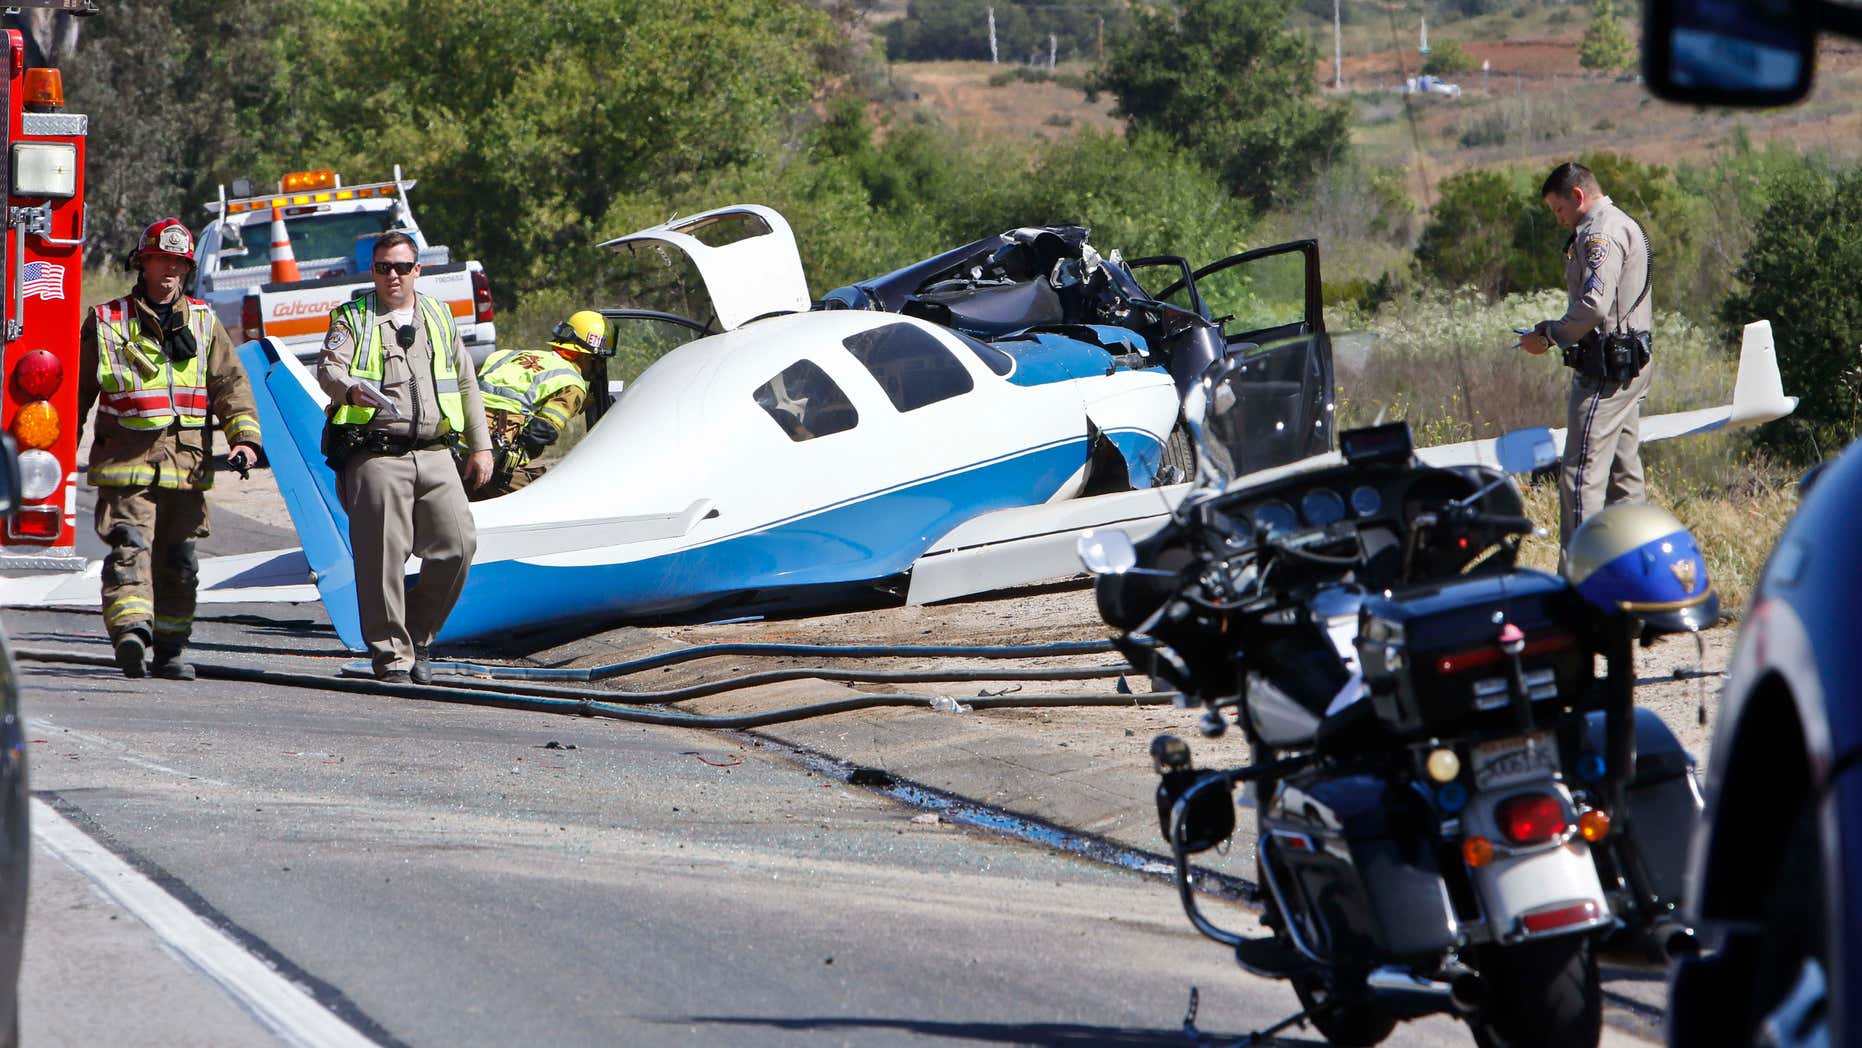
[951,329,1016,377]
[753,359,858,442]
[842,323,976,411]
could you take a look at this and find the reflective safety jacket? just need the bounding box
[93,298,216,430]
[477,348,589,434]
[77,294,262,490]
[327,292,465,431]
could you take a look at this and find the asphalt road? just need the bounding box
[9,494,1656,1047]
[20,633,1527,1048]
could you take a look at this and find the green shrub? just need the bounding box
[1423,40,1476,76]
[1721,164,1862,460]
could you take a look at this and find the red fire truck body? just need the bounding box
[0,26,86,570]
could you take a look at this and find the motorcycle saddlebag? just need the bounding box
[1262,774,1458,960]
[1357,570,1588,738]
[1583,707,1703,907]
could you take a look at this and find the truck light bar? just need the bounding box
[208,178,417,215]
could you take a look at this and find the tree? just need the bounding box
[1721,166,1862,459]
[1414,152,1701,302]
[1579,0,1635,73]
[1093,0,1349,212]
[1423,39,1476,77]
[50,0,309,266]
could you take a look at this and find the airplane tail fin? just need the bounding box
[1730,320,1799,427]
[236,338,365,651]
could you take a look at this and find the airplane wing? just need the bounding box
[906,320,1797,604]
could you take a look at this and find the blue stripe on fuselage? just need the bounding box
[435,436,1091,642]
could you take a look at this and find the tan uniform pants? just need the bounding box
[1560,364,1653,546]
[95,485,210,647]
[339,448,476,675]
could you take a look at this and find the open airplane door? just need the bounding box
[1166,240,1335,475]
[597,205,810,333]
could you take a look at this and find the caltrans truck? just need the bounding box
[191,166,496,364]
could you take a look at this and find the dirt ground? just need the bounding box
[636,575,1733,772]
[204,467,1735,778]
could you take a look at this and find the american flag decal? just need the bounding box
[22,261,64,301]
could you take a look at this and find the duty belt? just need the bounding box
[358,432,451,456]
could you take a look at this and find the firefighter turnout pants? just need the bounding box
[469,459,546,502]
[96,485,210,649]
[339,447,477,676]
[1559,364,1653,547]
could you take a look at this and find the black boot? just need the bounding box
[114,627,150,679]
[151,646,196,681]
[411,645,433,685]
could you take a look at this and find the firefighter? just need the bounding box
[469,310,610,502]
[76,219,263,680]
[316,232,493,683]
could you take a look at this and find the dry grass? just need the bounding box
[889,60,1120,145]
[1512,450,1796,617]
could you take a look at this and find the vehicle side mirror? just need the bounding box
[1798,459,1828,496]
[1078,528,1139,575]
[1495,427,1557,475]
[1643,0,1816,106]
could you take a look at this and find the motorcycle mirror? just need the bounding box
[1494,427,1557,475]
[1078,528,1140,575]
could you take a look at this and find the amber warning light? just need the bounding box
[22,68,63,111]
[281,169,337,192]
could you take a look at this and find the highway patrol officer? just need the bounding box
[77,218,263,680]
[1518,162,1653,547]
[468,310,609,501]
[316,232,493,683]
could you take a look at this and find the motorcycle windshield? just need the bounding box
[1196,332,1404,486]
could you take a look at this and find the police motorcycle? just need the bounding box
[1078,353,1715,1046]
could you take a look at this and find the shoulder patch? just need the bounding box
[324,326,349,352]
[1585,234,1610,269]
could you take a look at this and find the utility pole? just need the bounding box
[988,5,998,64]
[1333,0,1343,90]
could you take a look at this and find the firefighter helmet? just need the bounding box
[550,310,612,357]
[1563,503,1719,633]
[132,218,196,271]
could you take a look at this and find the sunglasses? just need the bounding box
[371,260,417,276]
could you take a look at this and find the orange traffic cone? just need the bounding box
[268,203,300,283]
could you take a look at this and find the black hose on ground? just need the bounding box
[14,647,1172,728]
[413,662,1136,705]
[435,639,1118,683]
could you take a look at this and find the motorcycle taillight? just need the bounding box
[1498,793,1567,845]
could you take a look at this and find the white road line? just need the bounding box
[28,718,232,787]
[30,798,378,1048]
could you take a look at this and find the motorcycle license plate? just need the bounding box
[1472,731,1558,790]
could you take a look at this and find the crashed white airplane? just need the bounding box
[1,206,1797,651]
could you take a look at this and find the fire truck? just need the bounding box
[0,13,92,571]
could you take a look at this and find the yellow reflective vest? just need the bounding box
[92,297,216,431]
[327,292,465,430]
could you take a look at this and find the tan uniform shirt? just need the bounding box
[316,298,492,453]
[1549,197,1652,346]
[76,293,263,491]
